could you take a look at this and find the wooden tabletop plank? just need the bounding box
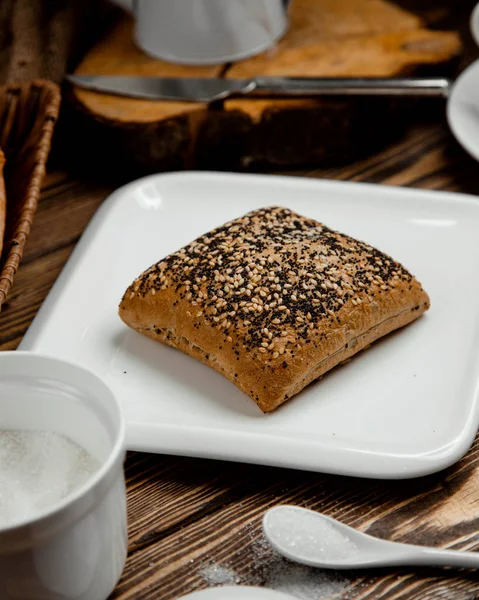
[113,432,479,599]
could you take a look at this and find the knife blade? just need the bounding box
[66,74,451,103]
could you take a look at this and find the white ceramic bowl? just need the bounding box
[0,352,127,600]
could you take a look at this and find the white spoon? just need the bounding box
[263,505,479,570]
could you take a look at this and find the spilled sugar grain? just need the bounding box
[199,564,241,586]
[0,430,100,528]
[253,535,352,600]
[198,533,353,600]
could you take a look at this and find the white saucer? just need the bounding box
[177,587,296,600]
[447,58,479,162]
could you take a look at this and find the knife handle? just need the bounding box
[249,77,451,98]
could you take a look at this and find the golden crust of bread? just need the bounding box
[119,206,430,412]
[0,149,5,259]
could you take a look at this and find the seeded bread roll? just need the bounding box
[0,149,5,259]
[119,207,430,412]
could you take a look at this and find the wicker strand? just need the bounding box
[0,79,60,310]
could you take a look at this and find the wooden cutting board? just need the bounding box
[70,0,461,173]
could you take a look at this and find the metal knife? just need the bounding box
[66,74,451,103]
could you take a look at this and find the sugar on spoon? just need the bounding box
[262,505,479,570]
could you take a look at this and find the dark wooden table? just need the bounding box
[2,5,479,600]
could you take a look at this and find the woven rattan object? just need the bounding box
[0,149,5,260]
[0,80,60,311]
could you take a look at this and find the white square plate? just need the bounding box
[20,172,479,479]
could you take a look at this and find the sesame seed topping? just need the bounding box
[126,206,415,362]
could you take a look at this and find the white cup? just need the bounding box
[471,3,479,46]
[114,0,290,65]
[0,352,127,600]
